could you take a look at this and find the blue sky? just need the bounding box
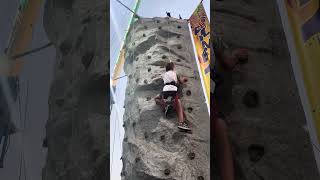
[110,0,210,179]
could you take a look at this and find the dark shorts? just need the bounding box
[162,91,179,99]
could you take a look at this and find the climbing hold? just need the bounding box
[123,137,128,142]
[146,97,151,101]
[177,25,181,29]
[56,98,64,107]
[158,26,162,30]
[160,135,165,141]
[144,132,148,139]
[187,107,193,113]
[243,90,259,108]
[135,157,141,163]
[135,57,139,61]
[132,122,136,127]
[120,171,126,177]
[162,55,167,59]
[177,35,181,38]
[81,51,94,70]
[143,34,146,37]
[136,78,139,83]
[186,90,191,96]
[164,169,170,175]
[197,176,204,180]
[177,45,182,49]
[128,75,132,79]
[188,152,195,160]
[176,59,181,62]
[123,123,126,128]
[248,144,265,162]
[42,138,48,148]
[144,79,148,84]
[156,20,160,23]
[144,25,148,29]
[147,55,151,59]
[148,68,151,72]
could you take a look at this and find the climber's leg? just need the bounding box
[175,99,184,123]
[214,117,234,180]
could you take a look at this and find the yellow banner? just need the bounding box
[189,2,210,103]
[281,0,320,142]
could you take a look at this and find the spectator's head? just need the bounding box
[165,62,175,72]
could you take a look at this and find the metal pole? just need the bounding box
[115,0,140,18]
[10,42,53,60]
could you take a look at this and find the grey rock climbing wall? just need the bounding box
[121,17,210,180]
[42,0,108,179]
[212,0,320,179]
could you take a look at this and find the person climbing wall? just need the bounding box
[154,62,190,131]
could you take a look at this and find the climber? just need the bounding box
[166,11,171,17]
[179,14,182,19]
[154,62,190,130]
[212,36,248,180]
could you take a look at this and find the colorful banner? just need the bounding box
[277,0,320,170]
[189,2,210,103]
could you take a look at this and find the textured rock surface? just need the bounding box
[212,0,320,179]
[42,0,108,179]
[121,17,210,180]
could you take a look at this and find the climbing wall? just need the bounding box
[121,17,210,180]
[212,0,320,179]
[42,0,108,179]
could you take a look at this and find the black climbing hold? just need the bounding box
[186,90,191,96]
[128,75,132,78]
[158,26,162,30]
[82,16,92,24]
[197,176,204,180]
[144,132,148,139]
[243,90,259,108]
[120,171,126,176]
[123,124,125,128]
[177,45,182,49]
[143,34,146,37]
[188,152,195,160]
[177,25,181,29]
[59,61,64,69]
[147,55,151,59]
[135,57,139,61]
[177,35,181,38]
[59,40,72,56]
[156,20,160,23]
[148,68,151,72]
[144,25,148,29]
[144,79,148,84]
[177,59,181,62]
[162,55,167,59]
[248,144,265,162]
[123,137,128,142]
[56,98,64,107]
[136,78,139,83]
[81,51,94,70]
[135,157,141,163]
[146,97,151,101]
[132,42,135,46]
[160,135,165,141]
[187,107,193,113]
[132,122,136,127]
[164,169,170,175]
[42,138,48,148]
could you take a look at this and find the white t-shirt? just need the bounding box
[162,70,178,91]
